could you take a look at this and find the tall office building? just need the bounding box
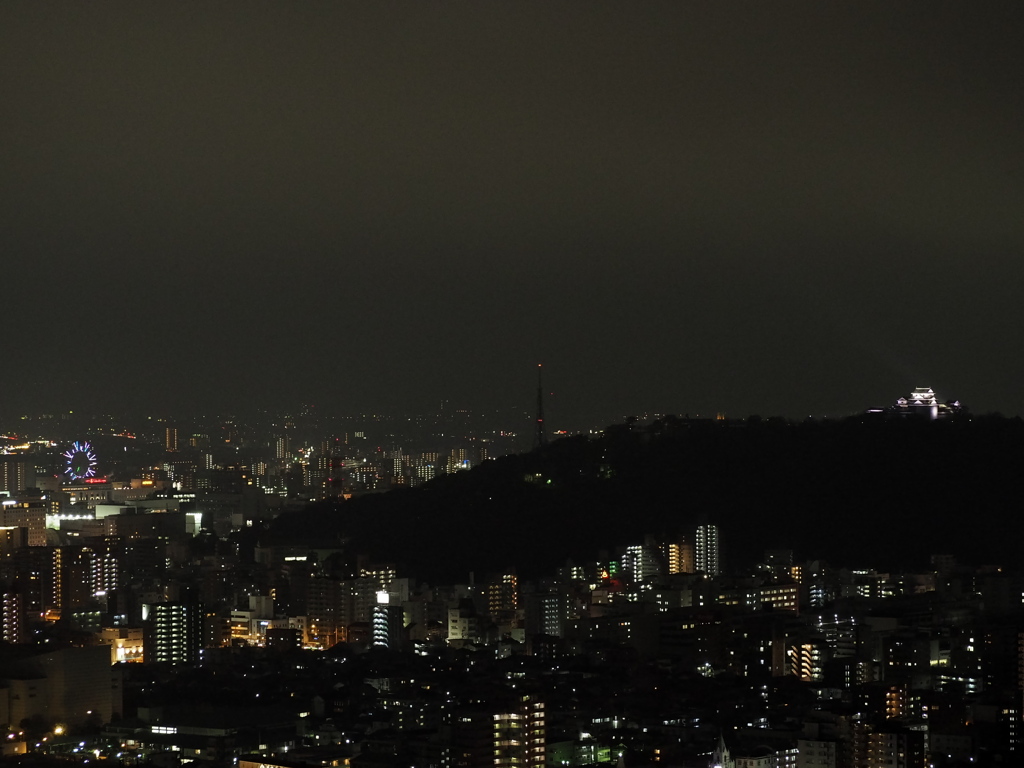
[696,523,720,577]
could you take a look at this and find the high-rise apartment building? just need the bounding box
[143,601,202,664]
[372,592,406,650]
[788,638,827,682]
[623,543,664,584]
[275,435,290,461]
[525,589,571,638]
[494,694,546,768]
[696,523,720,577]
[487,571,518,618]
[0,457,34,494]
[666,537,695,574]
[0,585,23,644]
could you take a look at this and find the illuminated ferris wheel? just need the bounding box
[63,440,98,481]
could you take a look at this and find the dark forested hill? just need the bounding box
[267,414,1024,581]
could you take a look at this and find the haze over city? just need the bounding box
[2,3,1023,422]
[2,6,1024,765]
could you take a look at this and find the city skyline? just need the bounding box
[0,376,987,434]
[2,4,1023,422]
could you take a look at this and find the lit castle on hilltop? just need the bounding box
[865,387,964,420]
[892,387,963,420]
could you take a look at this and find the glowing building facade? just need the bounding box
[890,387,964,420]
[493,694,546,768]
[372,591,406,650]
[696,523,720,577]
[143,601,202,664]
[666,538,695,574]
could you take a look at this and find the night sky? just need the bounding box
[2,3,1022,424]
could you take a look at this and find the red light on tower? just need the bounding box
[535,363,546,449]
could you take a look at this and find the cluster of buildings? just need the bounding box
[0,484,1015,768]
[0,410,1017,768]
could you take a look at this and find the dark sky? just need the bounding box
[2,3,1022,424]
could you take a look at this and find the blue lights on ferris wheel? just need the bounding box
[63,440,98,481]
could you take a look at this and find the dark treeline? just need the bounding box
[269,413,1024,581]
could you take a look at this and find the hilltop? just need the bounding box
[268,413,1024,581]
